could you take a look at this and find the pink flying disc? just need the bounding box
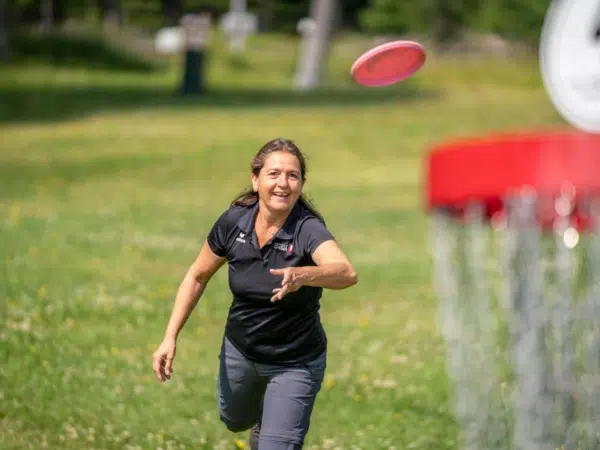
[350,40,426,87]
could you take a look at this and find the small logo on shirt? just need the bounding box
[274,243,293,254]
[236,232,246,243]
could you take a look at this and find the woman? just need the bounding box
[152,138,358,450]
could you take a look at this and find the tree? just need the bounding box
[0,0,9,62]
[257,0,274,31]
[360,0,551,47]
[162,0,183,27]
[34,0,68,31]
[431,0,480,47]
[484,0,551,45]
[294,0,338,90]
[359,0,411,35]
[360,0,480,47]
[98,0,121,28]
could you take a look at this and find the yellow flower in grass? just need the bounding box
[233,438,247,449]
[9,203,20,225]
[324,374,336,390]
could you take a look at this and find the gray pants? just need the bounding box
[217,336,326,449]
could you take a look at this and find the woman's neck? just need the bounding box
[256,202,289,230]
[254,202,291,247]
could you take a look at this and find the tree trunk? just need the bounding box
[162,0,182,27]
[99,0,121,29]
[257,0,273,32]
[40,0,54,32]
[294,0,338,90]
[0,0,9,62]
[431,0,464,49]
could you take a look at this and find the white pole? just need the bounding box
[229,0,247,52]
[294,0,337,91]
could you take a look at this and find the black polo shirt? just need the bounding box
[207,201,334,364]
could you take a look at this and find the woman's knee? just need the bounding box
[219,413,255,433]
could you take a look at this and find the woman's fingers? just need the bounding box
[271,281,302,302]
[152,353,165,381]
[280,270,292,286]
[270,268,295,287]
[152,347,174,382]
[164,355,174,377]
[271,286,288,302]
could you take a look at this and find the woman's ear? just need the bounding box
[251,174,258,193]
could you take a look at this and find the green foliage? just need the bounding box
[13,0,36,7]
[359,0,413,35]
[268,1,309,33]
[359,0,480,43]
[486,0,551,44]
[8,0,555,44]
[360,0,552,45]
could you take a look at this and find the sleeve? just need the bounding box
[299,217,335,257]
[206,209,231,257]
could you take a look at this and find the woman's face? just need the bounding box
[252,151,303,214]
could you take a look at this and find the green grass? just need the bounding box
[0,31,565,449]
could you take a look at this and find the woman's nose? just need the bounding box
[276,174,289,187]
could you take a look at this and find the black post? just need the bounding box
[179,14,211,97]
[181,49,205,95]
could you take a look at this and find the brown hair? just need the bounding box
[231,137,324,222]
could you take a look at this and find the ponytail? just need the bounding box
[231,188,258,207]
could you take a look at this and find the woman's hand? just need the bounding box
[269,268,302,302]
[152,337,177,382]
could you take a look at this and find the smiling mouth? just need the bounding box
[272,192,290,198]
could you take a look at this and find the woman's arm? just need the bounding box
[294,240,357,289]
[152,241,225,382]
[270,240,357,302]
[164,240,226,340]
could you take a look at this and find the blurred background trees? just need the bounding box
[1,0,552,59]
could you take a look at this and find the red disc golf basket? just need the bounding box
[424,131,600,450]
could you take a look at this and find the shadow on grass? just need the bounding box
[0,82,441,124]
[11,30,161,74]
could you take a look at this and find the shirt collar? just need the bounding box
[278,203,301,239]
[236,201,301,240]
[237,202,259,235]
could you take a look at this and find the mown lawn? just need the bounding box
[0,31,564,449]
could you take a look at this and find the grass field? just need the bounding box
[1,31,565,450]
